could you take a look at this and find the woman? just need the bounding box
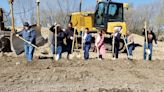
[95,29,106,60]
[55,25,66,61]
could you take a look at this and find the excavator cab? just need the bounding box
[95,1,124,26]
[94,1,128,35]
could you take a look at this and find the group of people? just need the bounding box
[17,22,158,62]
[49,22,78,60]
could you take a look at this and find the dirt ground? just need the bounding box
[0,28,164,92]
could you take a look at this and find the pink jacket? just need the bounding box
[95,34,106,56]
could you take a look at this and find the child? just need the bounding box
[83,28,92,60]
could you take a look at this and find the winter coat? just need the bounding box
[95,34,106,56]
[57,31,66,46]
[65,27,78,43]
[142,30,157,44]
[114,32,121,47]
[84,33,92,45]
[18,28,36,45]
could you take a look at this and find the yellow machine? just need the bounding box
[70,0,129,51]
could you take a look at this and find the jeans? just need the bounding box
[144,42,153,60]
[84,45,90,60]
[24,44,35,62]
[128,44,134,56]
[57,46,62,60]
[50,44,55,54]
[50,44,62,60]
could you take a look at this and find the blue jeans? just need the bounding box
[24,44,35,62]
[84,45,90,60]
[57,46,62,59]
[128,44,134,56]
[50,44,55,54]
[144,42,153,60]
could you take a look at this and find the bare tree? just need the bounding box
[14,0,36,25]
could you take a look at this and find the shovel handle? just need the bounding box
[16,35,38,49]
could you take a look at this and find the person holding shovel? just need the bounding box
[112,27,121,60]
[126,30,135,60]
[16,22,36,62]
[65,22,78,60]
[83,28,92,60]
[95,29,106,60]
[55,25,66,61]
[142,28,157,61]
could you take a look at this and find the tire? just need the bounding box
[0,37,11,52]
[119,39,125,53]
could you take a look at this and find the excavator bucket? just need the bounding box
[10,25,46,55]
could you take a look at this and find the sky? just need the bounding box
[0,0,157,12]
[0,0,157,25]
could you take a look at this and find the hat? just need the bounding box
[23,22,29,27]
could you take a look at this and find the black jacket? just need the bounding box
[142,30,157,44]
[114,32,121,46]
[49,25,55,33]
[65,27,78,42]
[57,31,66,46]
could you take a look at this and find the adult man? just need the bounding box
[142,28,157,61]
[16,22,36,62]
[112,27,121,60]
[65,22,77,59]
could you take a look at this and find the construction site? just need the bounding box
[0,0,164,92]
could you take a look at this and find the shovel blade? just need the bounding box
[10,25,46,55]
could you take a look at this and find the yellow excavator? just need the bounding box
[70,0,129,51]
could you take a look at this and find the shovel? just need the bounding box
[16,35,38,49]
[122,35,130,59]
[112,33,115,59]
[70,27,77,59]
[144,21,150,60]
[96,32,100,59]
[54,25,59,61]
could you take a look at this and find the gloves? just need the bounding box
[16,34,19,37]
[70,36,74,40]
[28,42,32,44]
